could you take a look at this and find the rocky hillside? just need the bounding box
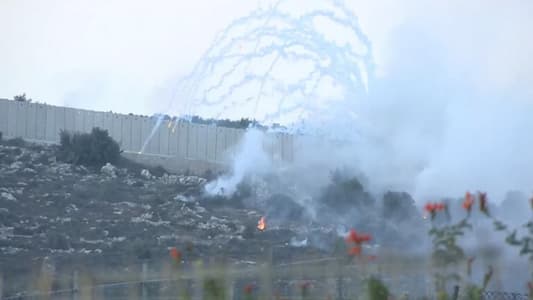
[0,139,333,288]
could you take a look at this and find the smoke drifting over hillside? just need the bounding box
[179,0,533,205]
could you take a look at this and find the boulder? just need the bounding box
[140,169,152,180]
[1,192,16,202]
[100,163,117,178]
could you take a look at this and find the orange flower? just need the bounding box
[348,246,362,256]
[345,229,372,257]
[424,203,436,213]
[243,283,255,295]
[463,192,474,213]
[424,202,445,219]
[359,234,372,243]
[346,229,372,244]
[169,247,181,262]
[346,229,358,244]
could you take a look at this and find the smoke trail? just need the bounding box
[138,113,165,154]
[167,0,373,134]
[204,128,273,196]
[143,0,372,165]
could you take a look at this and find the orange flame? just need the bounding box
[257,216,266,231]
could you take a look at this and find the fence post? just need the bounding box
[452,285,459,300]
[141,262,148,300]
[72,270,79,300]
[336,276,344,300]
[0,272,3,300]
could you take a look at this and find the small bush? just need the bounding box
[4,137,26,147]
[14,93,32,102]
[366,277,389,300]
[57,127,121,168]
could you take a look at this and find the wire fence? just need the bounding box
[1,257,530,300]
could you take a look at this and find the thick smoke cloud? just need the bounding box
[194,0,533,205]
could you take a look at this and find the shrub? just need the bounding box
[366,277,389,300]
[4,137,26,147]
[14,93,32,102]
[57,127,121,168]
[319,170,374,213]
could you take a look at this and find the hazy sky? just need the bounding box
[1,0,532,115]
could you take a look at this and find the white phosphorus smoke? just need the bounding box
[165,0,373,135]
[138,113,165,154]
[204,128,273,196]
[152,0,533,204]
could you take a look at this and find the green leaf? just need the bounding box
[493,220,507,231]
[506,230,522,246]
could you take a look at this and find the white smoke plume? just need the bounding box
[204,128,274,196]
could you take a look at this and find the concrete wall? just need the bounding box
[0,99,294,174]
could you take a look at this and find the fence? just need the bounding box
[0,99,294,173]
[1,257,529,300]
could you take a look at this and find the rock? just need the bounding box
[9,161,23,170]
[141,169,152,180]
[195,205,207,214]
[160,174,179,185]
[125,178,136,186]
[100,163,117,178]
[178,175,207,186]
[1,192,16,202]
[22,168,36,174]
[174,194,195,203]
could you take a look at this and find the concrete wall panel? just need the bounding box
[161,122,169,155]
[120,115,132,151]
[35,104,47,140]
[231,128,242,157]
[187,123,198,159]
[273,133,281,161]
[25,103,37,140]
[7,101,17,137]
[281,133,293,162]
[139,117,151,154]
[0,99,9,135]
[146,117,160,154]
[54,107,66,140]
[168,119,179,156]
[102,112,113,135]
[74,109,85,133]
[110,114,122,144]
[177,121,188,158]
[196,124,208,161]
[64,107,76,134]
[206,125,217,162]
[45,105,57,141]
[130,116,142,153]
[215,127,226,163]
[234,128,245,150]
[94,111,105,130]
[222,128,234,157]
[15,102,28,138]
[83,111,96,133]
